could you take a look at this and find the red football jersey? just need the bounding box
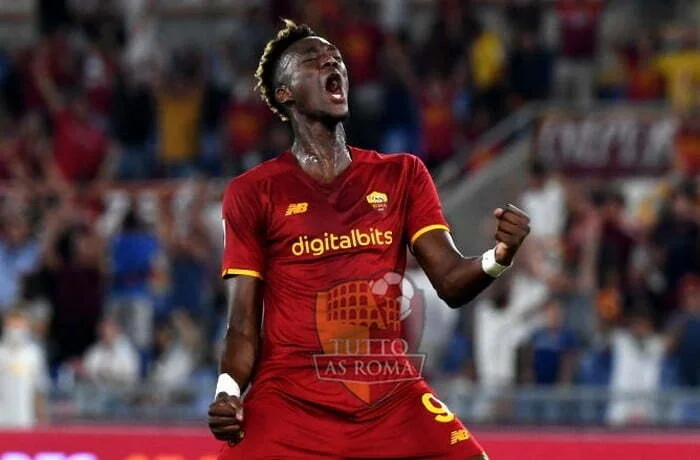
[221,147,449,414]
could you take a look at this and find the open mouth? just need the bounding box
[324,73,345,102]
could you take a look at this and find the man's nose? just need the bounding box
[321,54,339,69]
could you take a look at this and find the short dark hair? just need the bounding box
[254,19,315,121]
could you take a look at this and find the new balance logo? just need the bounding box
[285,202,309,216]
[450,429,471,445]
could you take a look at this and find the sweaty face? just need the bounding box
[278,37,349,121]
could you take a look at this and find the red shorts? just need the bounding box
[218,380,485,459]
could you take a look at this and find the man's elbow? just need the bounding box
[435,279,468,309]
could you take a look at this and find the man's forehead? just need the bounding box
[286,36,338,55]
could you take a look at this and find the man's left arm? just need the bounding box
[405,156,530,308]
[413,205,530,308]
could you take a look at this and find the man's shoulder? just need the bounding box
[224,154,291,192]
[351,147,422,169]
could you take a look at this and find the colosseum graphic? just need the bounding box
[314,273,425,404]
[321,279,401,331]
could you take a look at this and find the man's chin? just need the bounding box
[321,108,349,124]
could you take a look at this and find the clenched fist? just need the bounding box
[492,204,530,266]
[208,393,245,444]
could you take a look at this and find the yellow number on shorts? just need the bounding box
[421,392,455,423]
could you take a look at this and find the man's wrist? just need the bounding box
[215,373,241,399]
[481,247,511,278]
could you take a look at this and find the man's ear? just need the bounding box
[275,85,294,106]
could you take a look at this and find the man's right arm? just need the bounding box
[208,274,263,444]
[220,275,264,392]
[210,178,265,443]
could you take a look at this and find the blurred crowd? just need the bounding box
[2,0,700,183]
[0,0,699,427]
[430,165,700,426]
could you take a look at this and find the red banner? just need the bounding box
[534,112,680,177]
[1,427,700,460]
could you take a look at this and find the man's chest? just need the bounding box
[265,172,407,258]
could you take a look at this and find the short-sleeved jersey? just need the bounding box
[221,147,449,415]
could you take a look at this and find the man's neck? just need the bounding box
[291,117,351,183]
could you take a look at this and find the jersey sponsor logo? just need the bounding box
[366,191,388,212]
[291,228,393,257]
[450,428,471,445]
[285,202,308,216]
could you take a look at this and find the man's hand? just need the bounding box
[208,393,245,444]
[493,204,530,266]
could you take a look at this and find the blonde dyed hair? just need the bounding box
[254,19,316,121]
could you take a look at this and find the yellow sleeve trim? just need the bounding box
[221,268,263,280]
[410,224,450,246]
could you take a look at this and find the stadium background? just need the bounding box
[0,0,699,458]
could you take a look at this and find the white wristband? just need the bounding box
[215,373,241,399]
[481,247,511,278]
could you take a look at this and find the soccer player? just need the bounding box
[208,20,530,459]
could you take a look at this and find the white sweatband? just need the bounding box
[215,373,241,399]
[481,247,511,278]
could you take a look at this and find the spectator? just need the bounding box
[34,40,115,184]
[2,112,59,184]
[507,0,544,35]
[41,212,105,368]
[386,32,465,168]
[553,0,604,105]
[199,82,226,177]
[0,210,40,313]
[419,69,459,168]
[623,36,663,101]
[0,48,24,120]
[80,315,140,389]
[667,275,700,388]
[0,309,49,428]
[122,0,163,80]
[111,68,156,180]
[520,299,578,423]
[508,30,553,106]
[107,207,160,352]
[524,299,578,386]
[341,0,385,149]
[608,308,665,426]
[654,28,700,112]
[470,20,507,120]
[380,31,420,155]
[83,41,116,128]
[153,50,204,178]
[420,0,470,82]
[521,160,567,240]
[676,114,700,176]
[561,188,600,339]
[224,74,270,176]
[162,186,212,318]
[148,310,200,398]
[651,183,700,312]
[472,276,545,421]
[596,189,636,292]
